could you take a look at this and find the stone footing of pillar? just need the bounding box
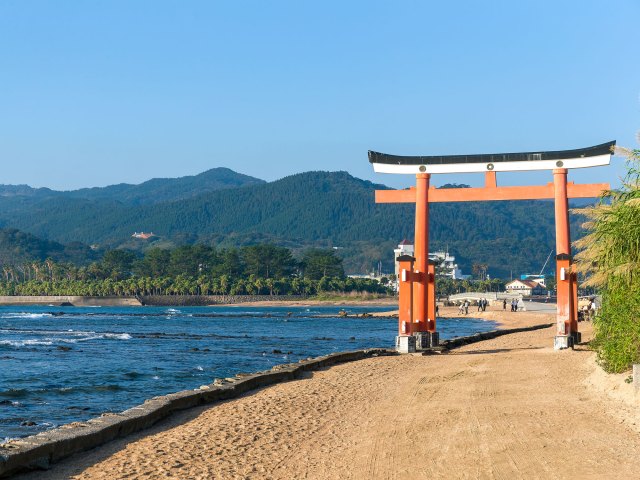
[396,335,416,354]
[414,332,440,350]
[554,335,574,350]
[571,331,582,345]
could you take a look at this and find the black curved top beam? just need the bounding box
[368,141,616,166]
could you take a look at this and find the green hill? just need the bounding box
[0,228,98,267]
[0,170,589,278]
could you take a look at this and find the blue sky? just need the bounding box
[0,0,638,190]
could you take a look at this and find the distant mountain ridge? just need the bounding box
[0,169,592,277]
[0,167,264,205]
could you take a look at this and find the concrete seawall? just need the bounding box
[139,294,309,306]
[0,296,142,307]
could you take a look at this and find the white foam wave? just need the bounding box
[2,313,53,319]
[0,339,53,347]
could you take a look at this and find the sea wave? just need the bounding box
[2,313,53,319]
[0,339,53,347]
[0,330,132,348]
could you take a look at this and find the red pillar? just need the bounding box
[553,168,573,338]
[556,255,572,336]
[413,173,430,332]
[571,271,578,333]
[397,255,415,336]
[427,260,436,332]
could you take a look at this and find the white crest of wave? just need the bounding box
[3,313,53,319]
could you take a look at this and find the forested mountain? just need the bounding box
[65,167,265,204]
[0,167,264,205]
[0,170,592,278]
[0,228,98,267]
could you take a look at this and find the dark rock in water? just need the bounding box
[202,348,211,352]
[349,337,356,341]
[59,302,74,307]
[0,400,13,405]
[190,347,200,352]
[66,406,90,411]
[21,421,37,426]
[57,346,72,351]
[272,349,282,354]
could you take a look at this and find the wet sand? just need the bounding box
[15,308,640,479]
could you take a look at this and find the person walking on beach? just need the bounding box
[477,299,482,312]
[503,298,507,310]
[464,300,469,315]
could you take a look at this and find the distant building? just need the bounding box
[132,232,155,240]
[429,250,469,280]
[394,240,467,280]
[393,241,469,291]
[393,240,414,278]
[505,279,546,296]
[520,274,547,287]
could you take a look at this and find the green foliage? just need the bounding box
[0,228,98,266]
[574,141,640,372]
[301,249,344,280]
[591,276,640,373]
[241,244,296,279]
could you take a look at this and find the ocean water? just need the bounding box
[0,305,498,441]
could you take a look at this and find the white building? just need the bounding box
[505,279,546,296]
[393,241,468,281]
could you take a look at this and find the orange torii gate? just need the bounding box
[369,141,615,351]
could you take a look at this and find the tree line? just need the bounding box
[0,244,391,297]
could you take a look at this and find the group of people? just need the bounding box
[457,298,489,315]
[477,298,489,312]
[502,298,520,312]
[458,300,470,315]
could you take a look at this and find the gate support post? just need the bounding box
[554,254,573,349]
[424,259,439,347]
[413,173,430,333]
[553,168,577,350]
[396,255,416,353]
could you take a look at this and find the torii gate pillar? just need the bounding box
[412,174,440,350]
[553,169,580,348]
[413,173,429,331]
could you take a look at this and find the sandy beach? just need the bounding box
[14,307,640,479]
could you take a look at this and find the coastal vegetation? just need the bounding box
[574,138,640,372]
[0,244,389,297]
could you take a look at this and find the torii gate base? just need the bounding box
[396,255,439,353]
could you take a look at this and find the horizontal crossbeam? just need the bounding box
[375,182,609,204]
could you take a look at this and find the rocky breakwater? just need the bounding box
[0,296,142,307]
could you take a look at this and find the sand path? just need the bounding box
[16,311,640,479]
